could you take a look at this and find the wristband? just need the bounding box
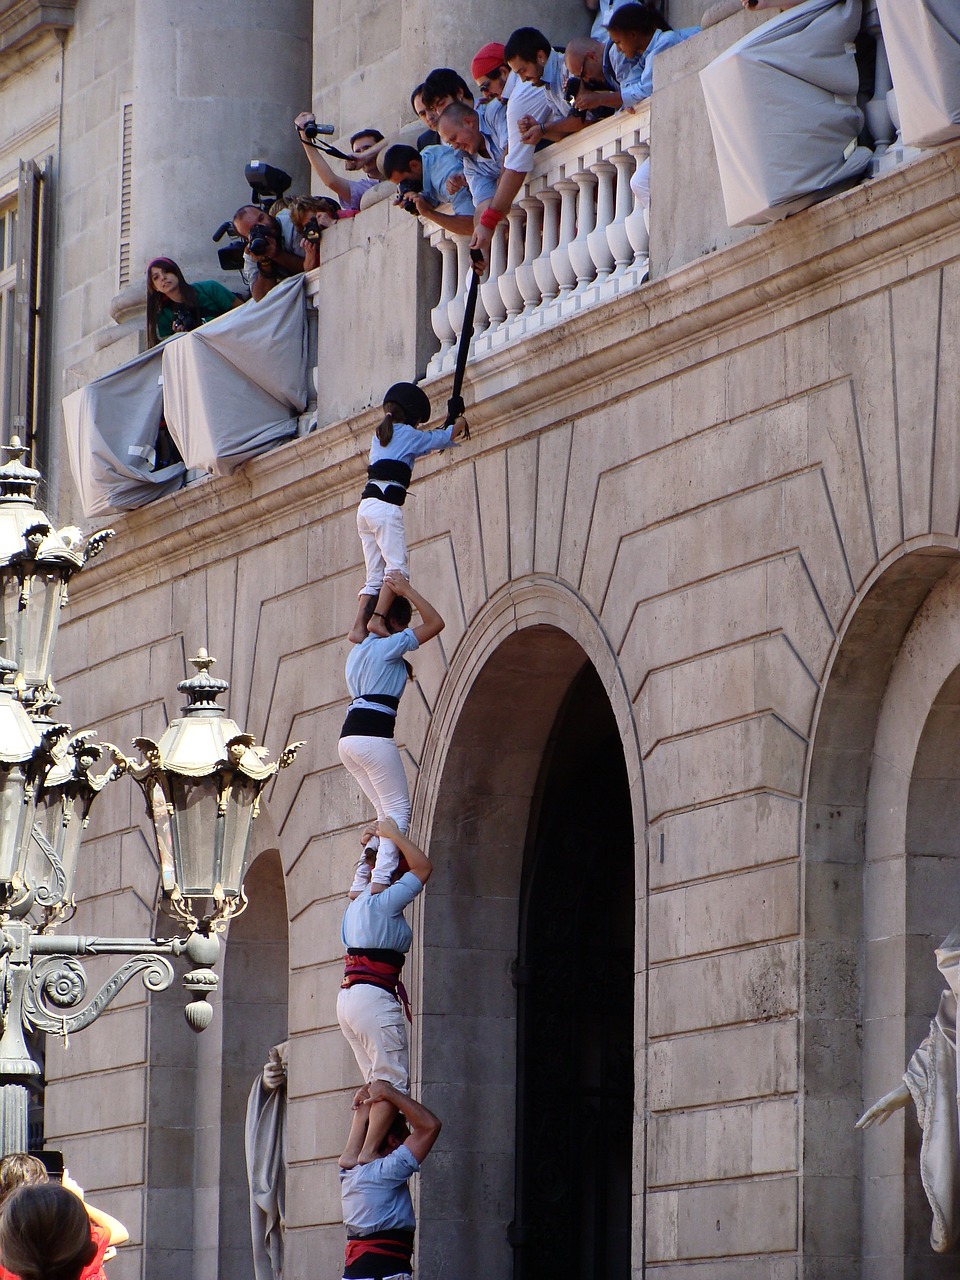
[480,207,504,230]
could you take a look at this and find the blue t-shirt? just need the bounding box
[341,871,424,953]
[341,1143,419,1235]
[345,629,420,701]
[368,421,456,471]
[420,145,475,216]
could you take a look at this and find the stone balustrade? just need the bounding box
[425,103,651,377]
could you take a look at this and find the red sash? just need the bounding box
[341,953,412,1023]
[344,1228,414,1268]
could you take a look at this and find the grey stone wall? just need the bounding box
[38,139,960,1278]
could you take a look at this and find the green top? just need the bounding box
[156,279,237,339]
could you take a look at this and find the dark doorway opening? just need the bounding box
[512,663,635,1280]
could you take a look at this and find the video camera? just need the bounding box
[396,177,424,216]
[212,161,293,272]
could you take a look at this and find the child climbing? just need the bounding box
[339,574,444,892]
[348,381,467,645]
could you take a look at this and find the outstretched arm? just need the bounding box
[295,112,354,205]
[855,1083,911,1130]
[367,1079,442,1164]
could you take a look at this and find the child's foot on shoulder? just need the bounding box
[367,613,390,637]
[369,882,387,895]
[339,1154,359,1170]
[347,623,368,643]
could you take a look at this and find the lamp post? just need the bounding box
[0,442,304,1154]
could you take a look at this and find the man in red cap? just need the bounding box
[470,41,513,152]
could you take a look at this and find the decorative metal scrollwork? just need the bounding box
[22,953,175,1035]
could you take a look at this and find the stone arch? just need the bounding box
[411,576,646,1279]
[802,539,960,1277]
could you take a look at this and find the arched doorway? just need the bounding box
[414,597,642,1280]
[513,664,634,1280]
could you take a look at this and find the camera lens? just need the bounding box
[303,121,319,140]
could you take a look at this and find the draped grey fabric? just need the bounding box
[62,275,309,516]
[62,345,185,518]
[878,0,960,147]
[700,0,872,226]
[245,1059,287,1280]
[163,275,309,477]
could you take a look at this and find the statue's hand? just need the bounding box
[856,1083,911,1129]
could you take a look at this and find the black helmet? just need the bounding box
[383,382,431,425]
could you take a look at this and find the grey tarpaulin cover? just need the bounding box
[877,0,960,147]
[700,0,872,227]
[163,274,309,477]
[62,344,185,519]
[62,274,308,517]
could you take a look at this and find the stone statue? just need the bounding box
[857,930,960,1253]
[245,1041,288,1280]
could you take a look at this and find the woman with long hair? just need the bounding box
[145,257,238,346]
[0,1184,97,1280]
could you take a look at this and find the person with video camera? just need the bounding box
[233,204,306,300]
[294,115,385,212]
[382,144,474,237]
[563,35,622,118]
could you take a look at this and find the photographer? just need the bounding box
[233,204,305,300]
[294,114,384,212]
[382,143,474,237]
[564,36,621,117]
[285,195,342,270]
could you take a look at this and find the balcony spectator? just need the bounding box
[294,115,385,211]
[146,258,239,346]
[604,3,700,110]
[438,102,504,211]
[586,0,622,40]
[470,42,513,149]
[469,26,579,270]
[287,196,343,269]
[233,205,305,302]
[563,35,621,118]
[411,85,440,149]
[383,143,475,236]
[420,68,476,130]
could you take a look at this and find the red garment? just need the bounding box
[0,1217,109,1280]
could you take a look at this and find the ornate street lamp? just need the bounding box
[127,650,302,938]
[0,440,112,706]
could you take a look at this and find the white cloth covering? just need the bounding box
[62,275,309,516]
[699,0,872,227]
[877,0,960,147]
[62,344,185,518]
[162,274,309,477]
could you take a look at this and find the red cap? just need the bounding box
[471,42,506,81]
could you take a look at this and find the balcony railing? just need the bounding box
[424,102,651,377]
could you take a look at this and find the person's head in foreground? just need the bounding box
[0,1184,96,1280]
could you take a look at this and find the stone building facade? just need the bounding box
[2,1,959,1279]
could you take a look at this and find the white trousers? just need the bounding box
[338,735,410,885]
[337,983,409,1091]
[630,156,651,233]
[357,497,409,596]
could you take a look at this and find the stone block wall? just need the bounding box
[37,141,960,1279]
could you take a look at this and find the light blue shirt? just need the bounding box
[605,27,700,109]
[340,1144,419,1235]
[590,0,620,40]
[341,871,424,953]
[479,96,509,154]
[462,113,506,206]
[420,145,475,216]
[345,630,420,701]
[538,48,573,120]
[368,420,456,470]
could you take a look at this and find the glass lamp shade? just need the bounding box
[0,685,49,896]
[0,442,113,695]
[129,651,302,929]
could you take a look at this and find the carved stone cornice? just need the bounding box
[0,0,77,73]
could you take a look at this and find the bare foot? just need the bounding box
[348,624,368,643]
[369,882,387,895]
[339,1153,359,1169]
[367,613,390,638]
